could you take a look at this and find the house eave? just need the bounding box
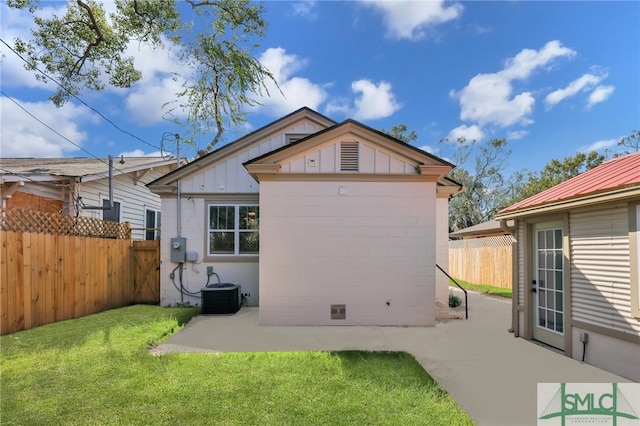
[495,186,640,220]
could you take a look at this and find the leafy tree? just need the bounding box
[380,123,417,144]
[8,0,276,152]
[499,151,605,209]
[617,129,640,155]
[442,137,511,232]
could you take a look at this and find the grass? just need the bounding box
[450,279,512,298]
[1,305,474,426]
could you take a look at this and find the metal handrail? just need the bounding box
[436,264,468,319]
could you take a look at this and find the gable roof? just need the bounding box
[496,151,640,218]
[244,118,454,169]
[148,107,336,186]
[0,157,178,183]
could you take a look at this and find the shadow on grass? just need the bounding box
[0,305,200,354]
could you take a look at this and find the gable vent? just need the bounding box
[340,141,359,171]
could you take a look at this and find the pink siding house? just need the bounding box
[149,108,461,326]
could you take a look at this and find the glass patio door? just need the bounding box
[532,224,565,350]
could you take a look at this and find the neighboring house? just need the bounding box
[495,152,640,381]
[0,157,180,240]
[449,219,514,239]
[148,107,462,326]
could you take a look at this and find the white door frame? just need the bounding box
[531,221,565,350]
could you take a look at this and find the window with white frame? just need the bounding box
[208,205,259,256]
[145,208,161,241]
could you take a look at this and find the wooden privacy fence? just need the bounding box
[449,235,515,289]
[0,231,161,335]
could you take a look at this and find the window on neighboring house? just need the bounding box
[145,209,161,240]
[102,200,121,222]
[208,205,259,256]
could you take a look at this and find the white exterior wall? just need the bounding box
[571,326,640,381]
[158,196,259,307]
[435,195,450,318]
[569,205,639,336]
[79,167,171,240]
[259,180,437,326]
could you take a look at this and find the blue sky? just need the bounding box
[1,1,639,176]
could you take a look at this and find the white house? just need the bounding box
[495,152,640,381]
[148,107,461,326]
[0,157,180,240]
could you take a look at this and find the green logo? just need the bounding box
[539,383,639,425]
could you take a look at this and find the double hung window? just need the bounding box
[208,205,259,256]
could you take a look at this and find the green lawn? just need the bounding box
[1,305,473,425]
[450,279,512,298]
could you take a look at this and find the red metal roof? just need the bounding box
[499,151,640,215]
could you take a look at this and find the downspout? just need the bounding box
[499,219,519,338]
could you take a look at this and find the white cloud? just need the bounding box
[545,73,606,107]
[578,138,617,153]
[256,47,327,116]
[362,0,463,40]
[447,124,485,142]
[452,40,575,128]
[507,130,529,140]
[326,80,401,121]
[291,1,317,18]
[587,85,614,108]
[0,95,93,157]
[351,80,402,120]
[117,149,164,157]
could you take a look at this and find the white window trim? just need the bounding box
[144,207,161,240]
[206,204,259,259]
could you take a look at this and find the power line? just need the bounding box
[0,37,162,151]
[1,90,128,176]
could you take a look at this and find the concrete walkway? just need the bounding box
[157,291,630,426]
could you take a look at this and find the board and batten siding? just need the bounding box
[569,205,640,336]
[179,120,324,194]
[79,167,170,240]
[279,138,422,175]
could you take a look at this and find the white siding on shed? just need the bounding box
[570,206,640,335]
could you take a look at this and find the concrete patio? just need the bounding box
[157,290,631,426]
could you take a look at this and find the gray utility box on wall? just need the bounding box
[170,237,186,262]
